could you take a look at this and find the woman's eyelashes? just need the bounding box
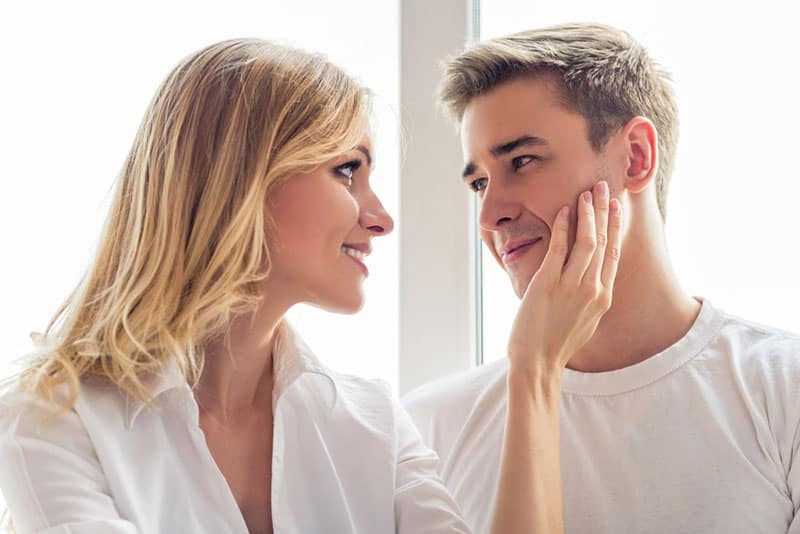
[334,158,363,187]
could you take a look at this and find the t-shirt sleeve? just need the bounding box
[0,395,137,533]
[769,336,800,533]
[787,403,800,533]
[392,399,471,534]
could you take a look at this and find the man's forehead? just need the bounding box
[460,114,548,158]
[461,105,544,156]
[460,131,550,178]
[460,102,583,161]
[459,76,570,134]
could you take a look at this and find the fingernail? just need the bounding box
[610,199,621,215]
[583,191,593,204]
[597,181,609,199]
[560,206,569,220]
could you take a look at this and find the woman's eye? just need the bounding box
[338,165,355,179]
[512,155,536,170]
[470,177,488,193]
[335,160,362,186]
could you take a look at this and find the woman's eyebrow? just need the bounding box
[356,146,373,167]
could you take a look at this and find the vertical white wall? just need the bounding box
[399,0,478,394]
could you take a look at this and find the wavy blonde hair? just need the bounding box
[9,38,371,415]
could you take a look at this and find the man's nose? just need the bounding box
[478,179,522,232]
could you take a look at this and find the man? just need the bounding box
[403,23,800,533]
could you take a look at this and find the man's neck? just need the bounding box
[566,222,701,373]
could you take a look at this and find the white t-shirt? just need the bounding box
[0,322,469,534]
[403,299,800,534]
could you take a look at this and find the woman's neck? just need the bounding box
[195,289,292,421]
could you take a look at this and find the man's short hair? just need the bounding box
[440,23,679,219]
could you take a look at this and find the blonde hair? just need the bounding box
[439,22,679,219]
[10,38,371,414]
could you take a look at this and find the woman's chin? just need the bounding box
[312,290,365,315]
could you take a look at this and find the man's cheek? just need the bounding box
[480,230,503,268]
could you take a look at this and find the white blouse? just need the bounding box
[0,324,469,533]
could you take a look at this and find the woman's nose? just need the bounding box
[360,195,394,235]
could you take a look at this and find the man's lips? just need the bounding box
[499,237,543,265]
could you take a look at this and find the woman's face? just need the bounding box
[264,138,393,313]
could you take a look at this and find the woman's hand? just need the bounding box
[491,181,622,534]
[507,180,623,375]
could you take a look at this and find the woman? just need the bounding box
[0,38,620,533]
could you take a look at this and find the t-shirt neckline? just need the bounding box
[560,298,725,397]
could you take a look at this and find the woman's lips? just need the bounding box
[346,254,369,276]
[345,254,369,276]
[342,245,369,276]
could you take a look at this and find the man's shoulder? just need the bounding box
[714,309,800,364]
[707,308,800,404]
[401,358,508,449]
[403,358,508,411]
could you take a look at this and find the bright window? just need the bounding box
[479,2,800,362]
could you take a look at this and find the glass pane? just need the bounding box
[479,2,800,362]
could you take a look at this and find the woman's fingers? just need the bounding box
[601,198,623,288]
[583,182,610,286]
[507,188,622,371]
[562,189,596,285]
[537,206,570,286]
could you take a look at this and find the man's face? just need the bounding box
[461,76,609,297]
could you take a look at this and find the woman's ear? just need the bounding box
[621,117,658,194]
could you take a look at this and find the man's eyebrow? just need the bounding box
[490,135,548,157]
[356,146,373,167]
[461,135,548,179]
[462,162,477,179]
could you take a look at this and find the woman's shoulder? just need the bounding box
[303,365,407,432]
[329,367,393,396]
[0,377,127,445]
[317,366,395,417]
[278,323,398,415]
[0,381,86,454]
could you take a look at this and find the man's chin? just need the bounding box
[506,261,543,298]
[510,273,532,299]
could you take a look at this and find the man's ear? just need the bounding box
[621,117,658,194]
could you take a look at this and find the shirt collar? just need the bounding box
[271,320,339,411]
[123,320,338,429]
[123,357,187,429]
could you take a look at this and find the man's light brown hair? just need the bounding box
[440,22,679,219]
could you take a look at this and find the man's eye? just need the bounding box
[469,177,488,193]
[512,155,536,170]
